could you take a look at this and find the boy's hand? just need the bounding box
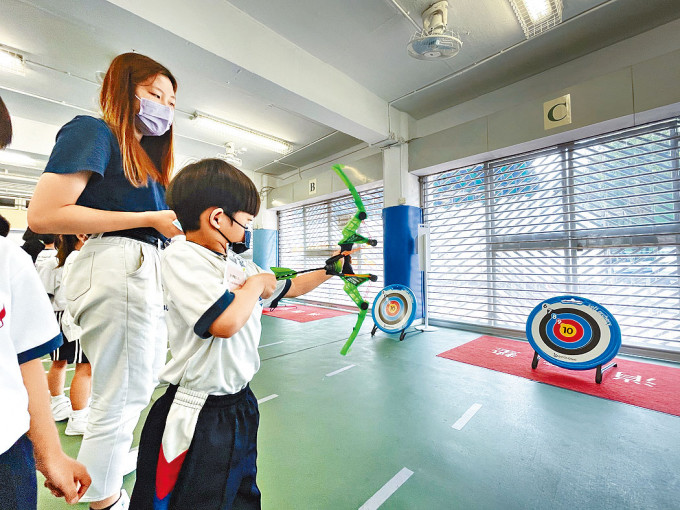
[38,452,91,504]
[249,273,277,299]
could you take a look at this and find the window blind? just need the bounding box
[277,186,384,308]
[422,119,680,357]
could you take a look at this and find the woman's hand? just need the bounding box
[147,210,183,238]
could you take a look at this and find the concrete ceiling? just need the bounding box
[1,0,679,191]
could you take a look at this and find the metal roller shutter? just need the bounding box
[422,119,680,359]
[277,186,384,309]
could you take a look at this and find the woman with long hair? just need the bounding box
[28,53,181,510]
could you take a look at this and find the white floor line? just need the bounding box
[325,364,356,377]
[259,341,285,348]
[257,394,278,404]
[452,403,482,430]
[359,467,414,510]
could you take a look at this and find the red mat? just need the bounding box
[438,336,680,417]
[262,304,352,323]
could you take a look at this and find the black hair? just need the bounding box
[166,158,260,232]
[21,239,44,262]
[22,226,55,245]
[0,213,9,237]
[0,96,11,149]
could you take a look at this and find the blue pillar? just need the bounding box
[382,205,424,318]
[253,228,278,270]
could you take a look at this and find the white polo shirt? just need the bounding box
[159,240,288,395]
[0,237,62,454]
[59,250,82,342]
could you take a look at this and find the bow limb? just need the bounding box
[340,307,367,356]
[338,275,372,355]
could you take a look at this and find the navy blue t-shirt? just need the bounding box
[44,115,168,218]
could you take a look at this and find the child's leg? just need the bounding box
[69,362,91,411]
[47,359,67,397]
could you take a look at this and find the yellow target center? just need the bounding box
[560,324,577,337]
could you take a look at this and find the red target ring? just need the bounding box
[386,300,402,317]
[553,319,584,343]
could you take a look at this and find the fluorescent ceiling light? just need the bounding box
[0,49,26,76]
[0,151,43,168]
[191,112,291,154]
[523,0,550,22]
[509,0,562,38]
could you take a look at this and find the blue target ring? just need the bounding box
[526,295,621,370]
[372,284,417,334]
[545,313,593,350]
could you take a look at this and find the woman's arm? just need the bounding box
[28,172,180,237]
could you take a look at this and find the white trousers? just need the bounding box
[66,235,167,502]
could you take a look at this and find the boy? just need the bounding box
[130,159,333,510]
[0,95,91,508]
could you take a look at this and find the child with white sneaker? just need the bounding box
[1,94,91,507]
[39,234,92,435]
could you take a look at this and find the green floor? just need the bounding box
[38,312,680,509]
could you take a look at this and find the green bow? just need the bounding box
[271,164,378,355]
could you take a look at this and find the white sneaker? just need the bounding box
[123,448,138,475]
[64,407,89,436]
[50,394,72,421]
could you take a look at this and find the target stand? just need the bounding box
[526,296,622,384]
[371,284,417,342]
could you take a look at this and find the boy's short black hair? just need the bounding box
[0,213,9,237]
[167,158,260,232]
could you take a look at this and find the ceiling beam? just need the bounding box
[105,0,392,144]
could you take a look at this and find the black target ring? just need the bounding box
[538,307,601,356]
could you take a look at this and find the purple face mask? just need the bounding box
[135,95,174,137]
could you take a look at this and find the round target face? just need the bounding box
[526,296,621,370]
[372,284,417,334]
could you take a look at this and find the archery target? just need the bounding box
[526,296,621,370]
[372,284,417,334]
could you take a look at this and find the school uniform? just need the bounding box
[0,237,63,510]
[43,115,169,502]
[53,251,88,363]
[34,248,58,308]
[130,240,289,510]
[35,249,89,364]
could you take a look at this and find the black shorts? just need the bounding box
[49,311,89,364]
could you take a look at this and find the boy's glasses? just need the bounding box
[230,216,253,231]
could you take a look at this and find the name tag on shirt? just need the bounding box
[226,258,247,289]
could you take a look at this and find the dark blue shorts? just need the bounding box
[0,434,37,510]
[130,384,261,510]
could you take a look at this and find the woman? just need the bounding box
[28,53,181,510]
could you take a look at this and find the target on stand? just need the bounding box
[371,284,417,339]
[526,295,621,381]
